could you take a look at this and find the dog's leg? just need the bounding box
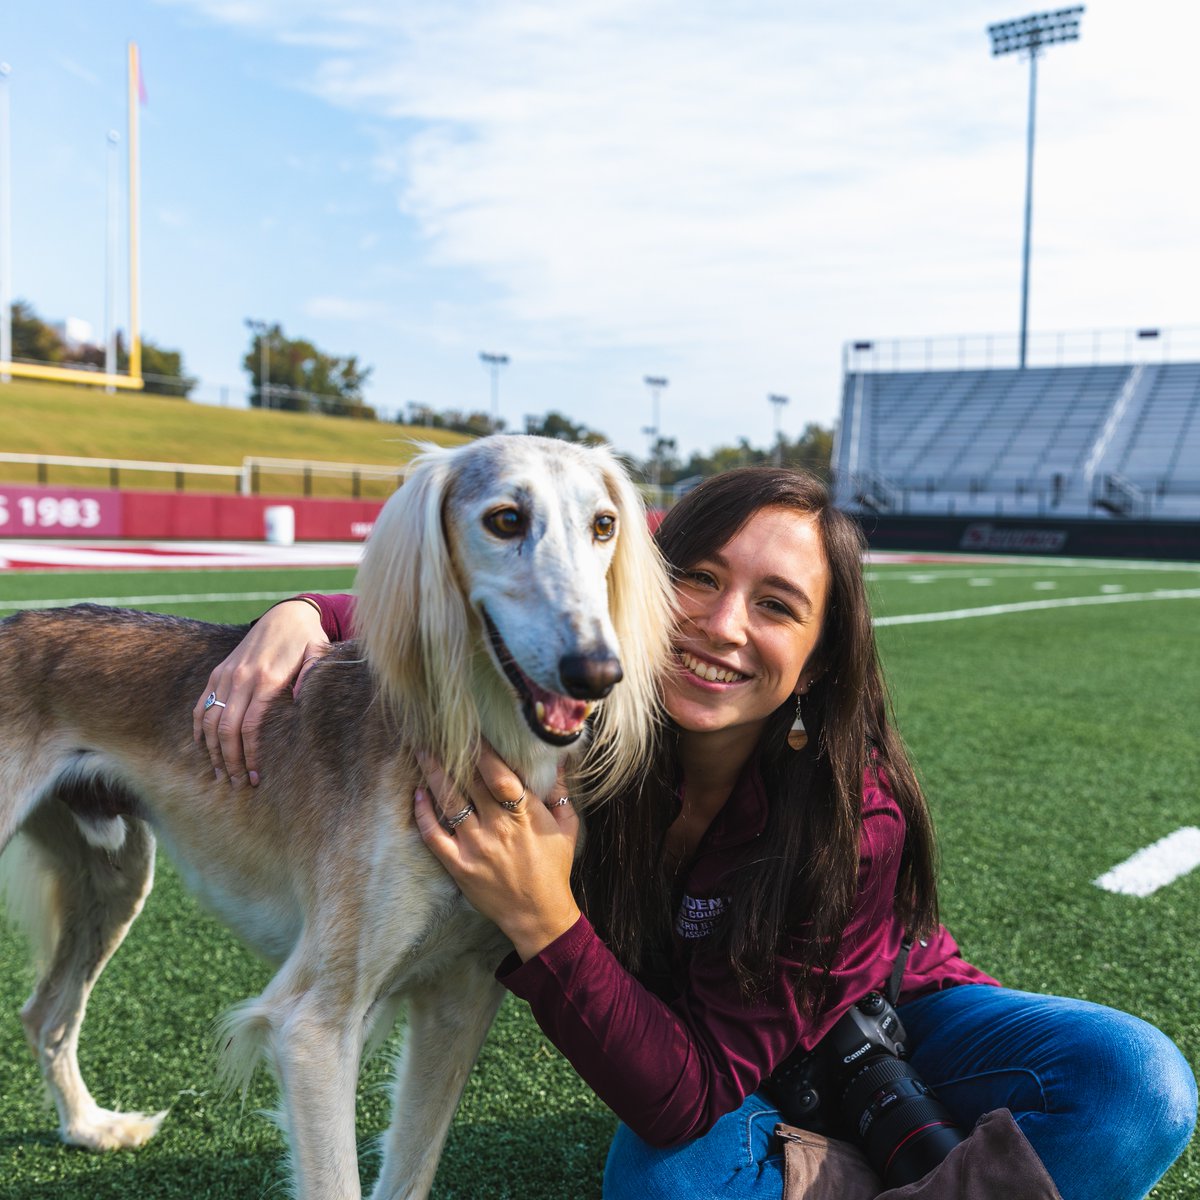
[221,960,367,1200]
[370,963,506,1200]
[14,801,165,1151]
[275,995,365,1200]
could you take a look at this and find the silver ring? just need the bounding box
[444,803,475,830]
[499,785,527,813]
[203,691,227,711]
[552,795,570,808]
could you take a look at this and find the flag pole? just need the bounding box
[1,63,12,381]
[127,41,141,381]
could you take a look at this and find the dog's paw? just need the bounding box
[62,1105,167,1151]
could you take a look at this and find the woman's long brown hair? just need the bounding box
[575,467,940,1005]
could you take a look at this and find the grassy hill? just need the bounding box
[0,378,470,498]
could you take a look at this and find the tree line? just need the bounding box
[521,412,835,486]
[243,321,374,419]
[405,406,833,486]
[8,299,833,480]
[9,299,196,396]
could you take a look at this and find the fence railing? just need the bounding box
[843,324,1200,375]
[0,453,406,500]
[243,457,405,498]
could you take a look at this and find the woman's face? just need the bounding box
[664,505,830,742]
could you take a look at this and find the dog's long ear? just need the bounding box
[580,449,673,803]
[355,444,480,784]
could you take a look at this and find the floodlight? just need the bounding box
[479,351,510,427]
[768,393,789,464]
[988,8,1084,368]
[643,376,669,496]
[987,7,1083,56]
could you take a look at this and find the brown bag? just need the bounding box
[778,1109,1064,1200]
[776,1123,881,1200]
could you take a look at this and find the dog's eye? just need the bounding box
[484,507,528,539]
[593,514,617,542]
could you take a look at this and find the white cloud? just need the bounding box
[54,55,102,86]
[155,0,1200,453]
[304,295,389,322]
[156,206,191,229]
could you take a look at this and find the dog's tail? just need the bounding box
[214,998,274,1108]
[0,834,61,971]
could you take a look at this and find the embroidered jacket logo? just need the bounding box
[675,894,729,939]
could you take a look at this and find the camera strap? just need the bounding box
[885,934,914,1006]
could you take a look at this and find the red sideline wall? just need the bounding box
[0,483,384,541]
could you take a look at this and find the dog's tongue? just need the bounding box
[527,678,589,732]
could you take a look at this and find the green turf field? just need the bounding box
[1,555,1198,1198]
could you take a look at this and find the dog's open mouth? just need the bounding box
[482,610,593,746]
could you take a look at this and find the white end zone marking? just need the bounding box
[1095,828,1200,897]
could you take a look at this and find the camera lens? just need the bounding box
[840,1055,965,1186]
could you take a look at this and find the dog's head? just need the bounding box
[355,435,671,799]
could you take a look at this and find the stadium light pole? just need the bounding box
[768,393,789,464]
[644,375,669,497]
[0,63,12,381]
[480,351,509,430]
[104,130,120,393]
[126,42,142,384]
[245,318,270,407]
[988,7,1083,370]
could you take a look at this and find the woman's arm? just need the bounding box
[192,593,356,786]
[414,753,926,1147]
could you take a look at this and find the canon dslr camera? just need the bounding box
[766,991,964,1187]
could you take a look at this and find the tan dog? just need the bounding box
[0,435,671,1200]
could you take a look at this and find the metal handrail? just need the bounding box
[843,325,1200,375]
[0,452,237,477]
[0,451,405,497]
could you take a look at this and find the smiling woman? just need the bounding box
[666,506,828,758]
[195,463,1195,1200]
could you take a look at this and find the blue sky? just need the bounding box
[4,1,1198,459]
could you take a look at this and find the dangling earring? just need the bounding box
[787,694,808,751]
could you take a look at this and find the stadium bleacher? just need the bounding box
[833,334,1200,523]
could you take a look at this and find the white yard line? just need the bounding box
[1095,829,1200,897]
[7,587,1198,623]
[0,539,365,571]
[873,588,1200,626]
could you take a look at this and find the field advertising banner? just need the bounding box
[0,486,123,537]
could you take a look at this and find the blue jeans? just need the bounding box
[603,986,1196,1200]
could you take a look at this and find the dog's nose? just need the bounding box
[559,653,624,700]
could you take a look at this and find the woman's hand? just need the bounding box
[192,599,331,787]
[413,745,581,961]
